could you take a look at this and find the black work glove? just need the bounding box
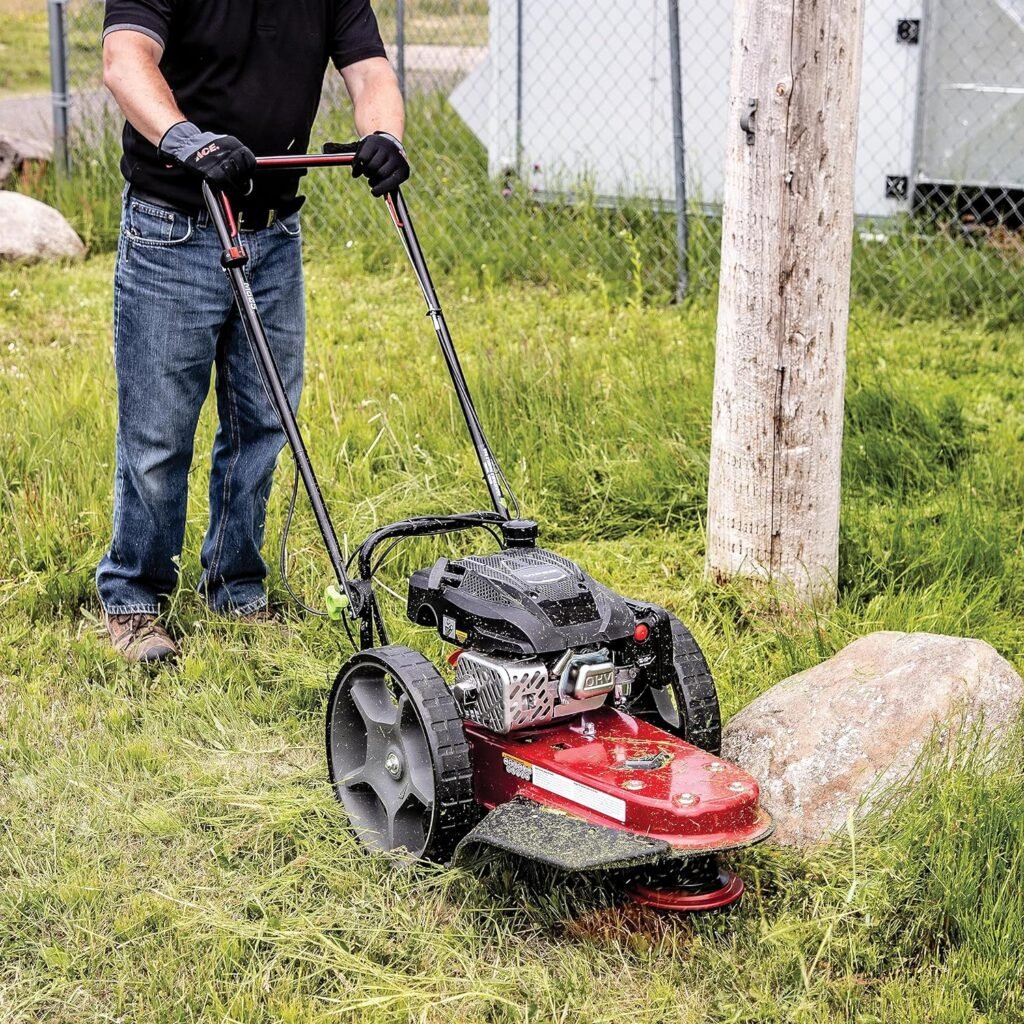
[158,120,256,193]
[351,131,410,197]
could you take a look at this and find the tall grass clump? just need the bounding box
[851,220,1024,324]
[306,92,685,302]
[16,127,126,252]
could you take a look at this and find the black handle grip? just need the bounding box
[321,140,361,155]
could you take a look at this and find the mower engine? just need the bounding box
[451,645,622,733]
[407,544,661,735]
[397,537,773,911]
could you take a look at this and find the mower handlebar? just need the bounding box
[254,150,358,171]
[204,150,517,534]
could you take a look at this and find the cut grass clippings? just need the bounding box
[2,250,1024,1022]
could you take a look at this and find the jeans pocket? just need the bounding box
[275,210,301,238]
[126,199,194,247]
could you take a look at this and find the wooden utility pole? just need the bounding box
[706,0,865,607]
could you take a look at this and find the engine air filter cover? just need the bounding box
[407,548,636,657]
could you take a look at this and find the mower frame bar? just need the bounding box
[384,186,512,521]
[250,153,512,520]
[202,179,356,608]
[202,152,517,633]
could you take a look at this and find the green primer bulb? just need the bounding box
[325,584,349,621]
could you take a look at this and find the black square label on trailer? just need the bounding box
[886,175,910,200]
[896,19,920,44]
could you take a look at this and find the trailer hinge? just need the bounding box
[896,19,920,44]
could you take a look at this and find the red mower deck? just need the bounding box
[466,706,771,854]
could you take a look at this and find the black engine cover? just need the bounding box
[407,548,636,657]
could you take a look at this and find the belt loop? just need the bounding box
[236,208,278,232]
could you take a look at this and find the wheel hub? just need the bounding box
[384,751,403,779]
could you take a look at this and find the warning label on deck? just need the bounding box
[501,755,626,823]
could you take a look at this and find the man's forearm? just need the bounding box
[103,30,185,146]
[103,28,255,192]
[342,58,405,141]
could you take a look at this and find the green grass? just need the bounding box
[0,7,50,96]
[374,0,490,48]
[2,246,1024,1021]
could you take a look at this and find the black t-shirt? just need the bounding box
[103,0,387,210]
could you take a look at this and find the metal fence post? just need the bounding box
[396,0,406,100]
[47,0,71,175]
[515,0,524,172]
[667,0,689,302]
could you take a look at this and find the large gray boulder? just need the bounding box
[723,631,1023,847]
[0,191,84,263]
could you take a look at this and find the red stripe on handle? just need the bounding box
[222,194,239,237]
[385,194,403,228]
[255,154,355,169]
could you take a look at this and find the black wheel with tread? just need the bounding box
[627,611,722,756]
[326,645,477,861]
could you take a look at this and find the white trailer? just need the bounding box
[450,0,1023,221]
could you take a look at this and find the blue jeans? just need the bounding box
[96,189,305,615]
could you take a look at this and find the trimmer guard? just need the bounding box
[454,796,673,871]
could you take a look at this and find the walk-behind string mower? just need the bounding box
[203,151,772,911]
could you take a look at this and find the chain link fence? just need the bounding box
[54,0,1023,313]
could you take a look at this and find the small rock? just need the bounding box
[722,631,1023,847]
[0,191,85,263]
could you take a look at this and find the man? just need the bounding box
[96,1,409,663]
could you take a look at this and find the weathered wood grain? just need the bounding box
[707,0,865,605]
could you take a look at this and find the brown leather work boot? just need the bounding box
[105,613,180,663]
